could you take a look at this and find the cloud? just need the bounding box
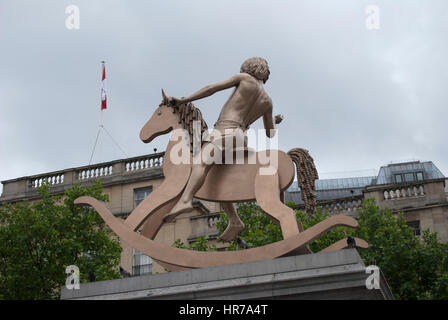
[1,0,447,195]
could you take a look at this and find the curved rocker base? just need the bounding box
[75,196,368,270]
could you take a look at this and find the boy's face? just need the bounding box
[264,70,270,83]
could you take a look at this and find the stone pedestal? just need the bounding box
[61,249,393,300]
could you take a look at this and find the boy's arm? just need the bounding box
[164,73,247,105]
[263,104,283,138]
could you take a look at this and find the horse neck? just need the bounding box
[162,122,192,168]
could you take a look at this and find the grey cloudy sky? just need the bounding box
[1,0,447,193]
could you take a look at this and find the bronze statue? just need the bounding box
[164,57,283,223]
[74,57,368,271]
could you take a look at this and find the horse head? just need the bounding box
[140,91,182,144]
[140,90,208,145]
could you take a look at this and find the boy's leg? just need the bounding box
[164,142,214,221]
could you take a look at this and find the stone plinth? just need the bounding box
[61,249,393,300]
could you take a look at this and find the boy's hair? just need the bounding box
[240,57,270,83]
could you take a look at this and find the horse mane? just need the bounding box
[162,101,208,154]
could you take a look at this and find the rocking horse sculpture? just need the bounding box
[75,57,367,271]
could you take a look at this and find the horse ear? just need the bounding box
[161,89,168,103]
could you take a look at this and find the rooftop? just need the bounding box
[286,160,445,205]
[287,176,376,192]
[376,161,445,185]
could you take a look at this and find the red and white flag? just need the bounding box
[101,64,107,110]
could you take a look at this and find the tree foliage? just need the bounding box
[0,181,122,299]
[172,236,216,252]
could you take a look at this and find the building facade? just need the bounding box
[1,154,447,276]
[0,152,223,275]
[286,161,448,241]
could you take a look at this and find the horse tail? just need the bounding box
[287,148,319,215]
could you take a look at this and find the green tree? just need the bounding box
[214,202,348,252]
[0,181,122,299]
[173,235,216,251]
[213,199,448,299]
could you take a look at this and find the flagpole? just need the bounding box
[99,109,103,163]
[90,60,126,164]
[100,61,105,164]
[88,61,107,165]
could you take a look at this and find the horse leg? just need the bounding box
[124,166,190,231]
[218,202,245,242]
[140,196,180,240]
[138,196,193,272]
[255,168,300,239]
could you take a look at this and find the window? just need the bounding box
[404,173,415,182]
[132,187,153,276]
[406,221,421,236]
[416,171,424,181]
[134,187,153,207]
[133,249,152,276]
[395,172,424,184]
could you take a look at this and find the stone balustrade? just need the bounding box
[77,164,113,181]
[290,195,364,216]
[0,152,165,203]
[383,184,425,200]
[30,172,65,189]
[188,212,221,243]
[319,196,364,215]
[125,154,163,173]
[207,215,220,228]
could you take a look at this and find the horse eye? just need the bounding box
[157,111,162,115]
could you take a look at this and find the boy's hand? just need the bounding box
[274,114,284,124]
